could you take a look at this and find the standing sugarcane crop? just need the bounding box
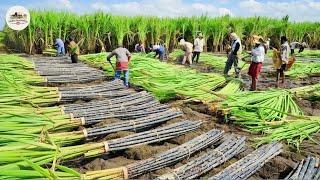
[178,37,193,66]
[247,35,266,91]
[107,44,132,87]
[224,33,242,78]
[192,33,205,63]
[276,36,290,87]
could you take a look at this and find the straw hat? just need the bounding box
[198,33,203,38]
[252,35,266,44]
[230,33,238,40]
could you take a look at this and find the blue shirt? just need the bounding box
[157,45,165,53]
[55,39,64,48]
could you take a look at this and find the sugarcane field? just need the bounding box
[1,1,320,179]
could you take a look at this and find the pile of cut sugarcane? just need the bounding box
[33,56,106,84]
[80,53,227,102]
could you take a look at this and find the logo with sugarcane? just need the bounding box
[5,6,30,31]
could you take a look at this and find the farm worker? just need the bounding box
[107,45,132,87]
[276,36,290,87]
[223,32,242,78]
[178,37,193,66]
[134,42,145,53]
[55,38,65,56]
[290,42,307,55]
[67,37,80,63]
[153,44,166,61]
[248,36,266,91]
[192,33,205,63]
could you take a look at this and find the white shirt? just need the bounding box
[251,44,265,63]
[193,38,204,52]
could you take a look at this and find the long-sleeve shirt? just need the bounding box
[251,44,265,63]
[107,47,131,70]
[55,39,64,48]
[280,42,290,64]
[193,38,204,52]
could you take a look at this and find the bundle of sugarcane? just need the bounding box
[0,105,81,147]
[62,91,154,112]
[255,116,320,147]
[82,129,224,179]
[208,142,283,180]
[221,89,303,132]
[157,135,246,180]
[285,156,320,180]
[0,161,80,179]
[0,54,34,70]
[42,48,57,56]
[0,121,201,170]
[214,79,243,97]
[50,110,183,146]
[59,80,132,102]
[44,73,106,84]
[291,83,320,101]
[76,105,169,125]
[0,78,60,106]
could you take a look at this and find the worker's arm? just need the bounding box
[107,51,115,61]
[126,49,132,62]
[232,42,240,55]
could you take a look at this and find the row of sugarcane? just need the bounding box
[285,156,320,180]
[33,56,105,84]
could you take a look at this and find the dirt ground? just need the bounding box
[64,54,319,179]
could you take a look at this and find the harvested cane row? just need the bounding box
[82,129,224,179]
[157,135,246,180]
[50,110,183,145]
[32,56,105,84]
[208,142,283,180]
[286,156,320,180]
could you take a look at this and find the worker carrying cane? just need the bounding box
[107,44,132,87]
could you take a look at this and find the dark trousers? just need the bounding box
[224,53,240,77]
[192,52,201,63]
[71,54,78,63]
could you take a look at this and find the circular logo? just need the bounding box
[5,6,30,31]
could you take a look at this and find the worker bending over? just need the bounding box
[178,37,193,66]
[224,33,242,77]
[290,42,307,55]
[134,42,145,53]
[248,36,266,91]
[55,38,65,56]
[153,44,166,61]
[107,45,132,87]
